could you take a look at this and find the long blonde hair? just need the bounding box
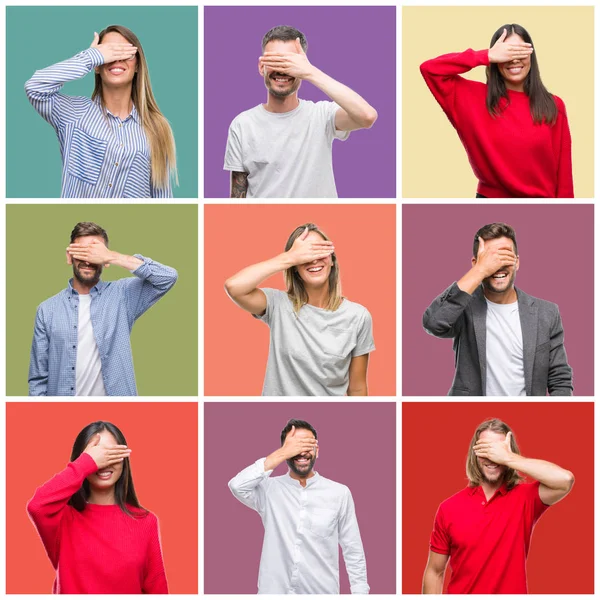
[284,223,343,314]
[466,418,524,490]
[92,25,177,192]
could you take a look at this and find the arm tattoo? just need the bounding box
[231,171,249,198]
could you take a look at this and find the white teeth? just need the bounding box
[307,267,323,272]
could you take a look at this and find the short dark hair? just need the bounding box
[280,418,317,446]
[262,25,308,53]
[472,222,518,258]
[70,222,109,246]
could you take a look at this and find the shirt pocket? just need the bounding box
[67,127,107,185]
[123,151,152,198]
[322,326,355,359]
[309,507,337,538]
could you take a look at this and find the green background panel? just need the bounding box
[6,6,198,198]
[7,204,198,396]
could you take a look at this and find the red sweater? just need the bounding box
[27,453,168,594]
[420,49,574,198]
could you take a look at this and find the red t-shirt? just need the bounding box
[420,49,574,198]
[430,481,549,593]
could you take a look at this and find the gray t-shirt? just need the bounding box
[485,298,526,396]
[254,288,375,396]
[224,99,349,198]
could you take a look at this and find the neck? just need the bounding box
[289,469,315,488]
[306,284,330,309]
[481,479,503,501]
[72,278,97,295]
[102,85,134,118]
[264,92,300,114]
[87,487,117,505]
[483,285,517,304]
[505,81,525,93]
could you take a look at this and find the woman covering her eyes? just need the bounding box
[25,25,177,198]
[420,23,573,198]
[225,223,375,396]
[27,421,168,594]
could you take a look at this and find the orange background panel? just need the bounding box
[204,204,396,396]
[6,402,198,594]
[402,402,594,594]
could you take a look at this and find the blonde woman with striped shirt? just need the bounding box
[25,25,177,198]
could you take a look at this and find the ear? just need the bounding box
[258,57,265,77]
[471,256,477,267]
[515,255,520,272]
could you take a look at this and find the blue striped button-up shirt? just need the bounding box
[28,255,178,396]
[25,48,172,198]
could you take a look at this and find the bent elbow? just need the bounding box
[362,108,378,129]
[564,471,575,492]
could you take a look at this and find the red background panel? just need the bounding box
[402,402,593,594]
[6,402,198,594]
[204,204,396,396]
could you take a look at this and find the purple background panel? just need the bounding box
[402,204,594,396]
[204,6,396,198]
[204,402,396,594]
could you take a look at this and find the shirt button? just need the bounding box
[72,345,76,349]
[108,183,112,188]
[119,123,122,128]
[70,387,74,391]
[115,162,119,166]
[482,501,485,505]
[72,366,75,370]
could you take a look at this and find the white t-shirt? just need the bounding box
[254,288,375,396]
[224,99,349,198]
[76,294,107,396]
[485,298,526,396]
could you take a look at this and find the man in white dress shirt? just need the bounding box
[228,418,370,594]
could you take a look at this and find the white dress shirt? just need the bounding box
[228,457,369,594]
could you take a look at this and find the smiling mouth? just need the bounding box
[507,65,523,74]
[96,470,113,480]
[307,266,324,273]
[270,73,294,84]
[492,271,508,280]
[109,67,126,75]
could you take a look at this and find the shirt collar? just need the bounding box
[468,482,509,498]
[286,471,320,488]
[66,278,107,296]
[94,97,139,123]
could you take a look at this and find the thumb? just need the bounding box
[300,227,309,241]
[92,32,99,47]
[290,425,296,437]
[295,37,305,54]
[498,28,507,43]
[506,431,512,448]
[478,236,485,255]
[87,432,101,448]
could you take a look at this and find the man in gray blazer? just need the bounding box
[423,223,573,396]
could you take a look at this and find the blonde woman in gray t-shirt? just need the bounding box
[225,223,375,396]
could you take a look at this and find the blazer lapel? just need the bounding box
[471,288,487,395]
[517,288,538,395]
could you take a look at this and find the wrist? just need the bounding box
[105,250,120,265]
[278,251,296,269]
[304,65,324,85]
[504,452,522,469]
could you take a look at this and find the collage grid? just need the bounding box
[0,0,598,597]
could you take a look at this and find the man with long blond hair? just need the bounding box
[422,418,574,594]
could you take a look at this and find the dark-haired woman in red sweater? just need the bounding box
[27,421,168,594]
[420,24,573,198]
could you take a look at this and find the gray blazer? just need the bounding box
[423,282,573,396]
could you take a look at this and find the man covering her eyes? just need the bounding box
[224,25,378,199]
[228,419,369,594]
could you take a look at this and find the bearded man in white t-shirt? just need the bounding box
[224,25,378,199]
[423,222,573,396]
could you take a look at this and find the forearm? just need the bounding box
[422,568,444,594]
[107,250,144,271]
[25,48,104,99]
[423,282,472,338]
[264,447,287,472]
[225,253,291,298]
[505,455,574,490]
[456,266,486,295]
[347,385,368,396]
[305,68,377,128]
[230,171,249,198]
